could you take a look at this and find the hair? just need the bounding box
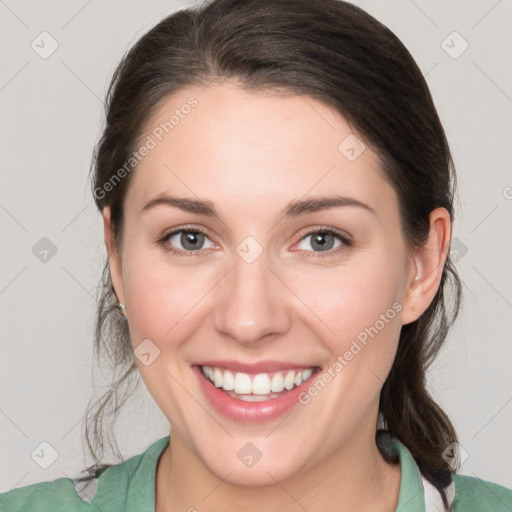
[84,0,462,503]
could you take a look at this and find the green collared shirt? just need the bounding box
[1,434,511,511]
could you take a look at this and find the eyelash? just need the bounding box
[157,226,352,258]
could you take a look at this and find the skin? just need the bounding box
[103,80,451,512]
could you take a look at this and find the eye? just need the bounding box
[295,228,350,255]
[159,228,215,256]
[158,226,351,257]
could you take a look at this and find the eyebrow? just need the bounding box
[140,193,376,218]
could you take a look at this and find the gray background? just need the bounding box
[1,0,511,492]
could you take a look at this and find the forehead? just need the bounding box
[125,81,396,219]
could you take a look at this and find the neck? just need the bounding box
[156,425,401,512]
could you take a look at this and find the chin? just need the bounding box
[213,464,299,488]
[196,442,311,488]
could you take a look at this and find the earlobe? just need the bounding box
[102,206,125,307]
[401,207,451,325]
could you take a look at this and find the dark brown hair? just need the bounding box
[85,0,462,502]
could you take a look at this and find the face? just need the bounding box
[105,81,419,486]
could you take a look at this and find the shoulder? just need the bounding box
[452,473,512,511]
[381,432,512,512]
[0,435,170,512]
[0,477,92,511]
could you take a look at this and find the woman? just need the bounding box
[1,0,511,510]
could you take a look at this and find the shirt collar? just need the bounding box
[381,434,427,511]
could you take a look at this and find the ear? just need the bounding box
[401,207,451,325]
[103,206,126,307]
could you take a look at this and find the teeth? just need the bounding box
[213,368,223,387]
[226,391,281,402]
[234,372,252,394]
[252,373,271,394]
[223,370,234,391]
[284,370,296,390]
[201,365,315,396]
[270,372,285,392]
[302,368,313,381]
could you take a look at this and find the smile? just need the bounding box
[193,363,321,422]
[201,365,315,401]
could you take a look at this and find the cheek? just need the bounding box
[270,259,405,445]
[292,258,404,341]
[287,253,406,389]
[120,248,218,425]
[121,246,214,352]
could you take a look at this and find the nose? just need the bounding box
[213,248,292,346]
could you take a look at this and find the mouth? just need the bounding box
[200,365,316,402]
[192,363,321,423]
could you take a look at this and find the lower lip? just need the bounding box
[192,365,319,423]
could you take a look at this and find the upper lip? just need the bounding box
[195,360,319,374]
